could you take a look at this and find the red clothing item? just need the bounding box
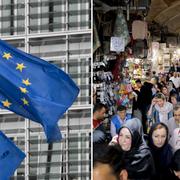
[93,119,103,129]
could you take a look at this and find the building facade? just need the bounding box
[0,0,92,179]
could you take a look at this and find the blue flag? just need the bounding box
[0,39,79,142]
[0,131,25,179]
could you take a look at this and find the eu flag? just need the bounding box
[0,39,79,142]
[0,131,26,179]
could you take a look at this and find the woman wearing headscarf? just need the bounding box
[147,92,173,126]
[148,122,173,180]
[169,128,180,154]
[109,118,155,179]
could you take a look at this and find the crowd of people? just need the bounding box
[93,71,180,180]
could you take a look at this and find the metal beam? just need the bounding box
[94,5,146,12]
[1,29,91,41]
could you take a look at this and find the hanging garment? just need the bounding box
[132,39,148,58]
[93,20,101,53]
[113,9,130,47]
[132,20,148,40]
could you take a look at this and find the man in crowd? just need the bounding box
[110,105,129,137]
[132,79,142,119]
[137,72,153,134]
[93,145,128,180]
[93,103,107,143]
[93,103,108,161]
[135,79,142,90]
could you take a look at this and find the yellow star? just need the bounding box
[16,63,26,72]
[2,52,12,60]
[19,87,28,94]
[2,99,12,108]
[22,78,31,86]
[21,98,29,106]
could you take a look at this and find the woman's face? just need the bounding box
[174,109,180,125]
[152,97,158,104]
[118,128,132,151]
[171,96,177,105]
[157,98,165,107]
[168,82,173,88]
[162,87,168,95]
[152,127,167,148]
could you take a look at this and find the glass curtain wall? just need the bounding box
[0,0,91,179]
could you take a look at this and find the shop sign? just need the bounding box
[110,37,125,53]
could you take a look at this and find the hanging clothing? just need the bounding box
[132,20,148,40]
[93,20,101,53]
[111,55,123,82]
[113,9,130,47]
[132,39,148,58]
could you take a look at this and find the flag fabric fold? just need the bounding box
[0,131,26,179]
[0,39,79,142]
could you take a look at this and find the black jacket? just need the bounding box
[148,123,173,180]
[137,82,153,110]
[119,118,155,180]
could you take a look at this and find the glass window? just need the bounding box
[0,0,91,179]
[6,39,25,51]
[68,109,91,131]
[68,0,90,30]
[68,34,91,105]
[0,0,25,36]
[29,0,66,33]
[29,36,66,71]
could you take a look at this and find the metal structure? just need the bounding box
[0,0,92,179]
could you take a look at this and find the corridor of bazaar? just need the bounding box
[93,0,180,180]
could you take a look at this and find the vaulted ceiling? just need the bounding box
[94,0,180,35]
[147,0,180,34]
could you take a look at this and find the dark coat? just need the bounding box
[148,123,173,180]
[137,82,153,110]
[119,118,155,180]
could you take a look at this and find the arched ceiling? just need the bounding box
[147,0,180,34]
[94,0,180,34]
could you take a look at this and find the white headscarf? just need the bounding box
[155,101,173,125]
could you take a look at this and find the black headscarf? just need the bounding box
[118,118,155,179]
[148,122,173,180]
